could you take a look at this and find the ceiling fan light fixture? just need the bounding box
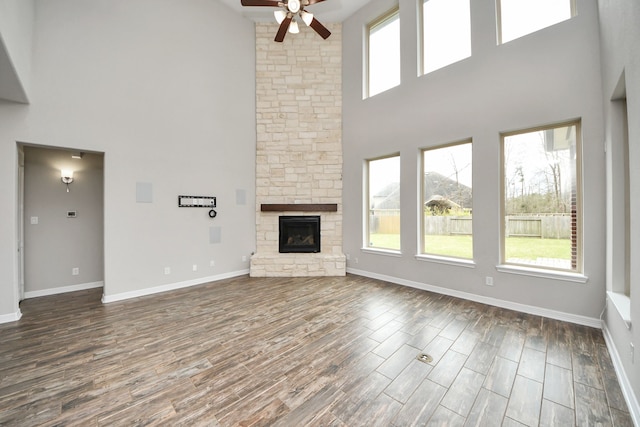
[287,0,301,13]
[274,9,287,24]
[288,20,300,34]
[300,10,313,26]
[240,0,331,41]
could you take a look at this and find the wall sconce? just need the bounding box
[61,169,74,192]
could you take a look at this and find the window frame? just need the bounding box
[365,7,401,99]
[500,119,583,274]
[364,153,402,253]
[496,0,577,45]
[419,139,474,261]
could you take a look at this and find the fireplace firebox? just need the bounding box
[279,216,321,253]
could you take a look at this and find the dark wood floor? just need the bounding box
[0,274,633,426]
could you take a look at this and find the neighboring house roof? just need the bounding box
[372,182,400,209]
[424,171,472,209]
[371,173,472,210]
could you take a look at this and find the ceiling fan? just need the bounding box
[240,0,331,42]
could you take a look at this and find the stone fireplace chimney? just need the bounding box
[250,22,346,277]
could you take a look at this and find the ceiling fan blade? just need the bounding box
[309,17,331,39]
[241,0,280,6]
[305,0,325,5]
[274,16,292,42]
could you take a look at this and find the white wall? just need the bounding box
[598,0,640,419]
[342,0,605,321]
[0,0,34,102]
[23,146,104,295]
[0,0,256,319]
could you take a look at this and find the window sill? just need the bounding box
[607,291,631,329]
[361,248,402,257]
[496,264,588,283]
[415,254,476,269]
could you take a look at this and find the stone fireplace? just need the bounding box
[249,23,346,277]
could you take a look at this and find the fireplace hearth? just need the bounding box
[279,216,321,253]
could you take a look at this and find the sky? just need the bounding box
[500,0,573,43]
[424,143,472,188]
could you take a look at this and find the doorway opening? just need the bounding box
[18,143,105,302]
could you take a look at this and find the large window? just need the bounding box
[502,121,581,272]
[497,0,575,44]
[366,155,401,251]
[367,9,400,98]
[421,0,471,75]
[422,141,473,259]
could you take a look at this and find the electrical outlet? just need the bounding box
[631,342,635,364]
[164,267,171,275]
[354,257,359,264]
[210,260,215,267]
[72,267,79,276]
[485,276,494,286]
[192,264,198,272]
[242,255,247,262]
[346,253,351,261]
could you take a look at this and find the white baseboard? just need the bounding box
[0,309,22,324]
[101,269,250,304]
[24,281,104,299]
[602,323,640,426]
[346,268,602,328]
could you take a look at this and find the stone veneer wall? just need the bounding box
[250,22,345,277]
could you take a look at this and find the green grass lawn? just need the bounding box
[424,235,473,259]
[369,234,571,261]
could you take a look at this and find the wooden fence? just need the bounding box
[371,209,571,239]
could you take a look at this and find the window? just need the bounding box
[421,0,471,75]
[366,155,401,251]
[497,0,575,44]
[367,9,400,97]
[421,141,473,259]
[501,121,581,272]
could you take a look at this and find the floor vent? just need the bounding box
[416,353,433,364]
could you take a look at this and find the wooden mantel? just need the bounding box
[260,203,338,212]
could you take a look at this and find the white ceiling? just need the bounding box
[218,0,372,23]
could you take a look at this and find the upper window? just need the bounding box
[367,9,400,98]
[421,0,471,75]
[366,154,401,251]
[497,0,576,44]
[501,121,582,272]
[421,141,473,259]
